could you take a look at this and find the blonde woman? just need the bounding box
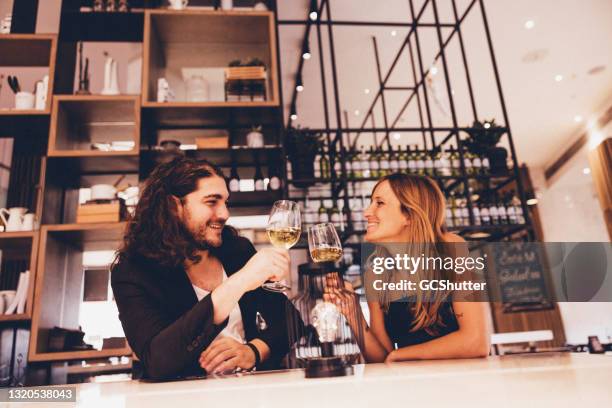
[329,173,490,363]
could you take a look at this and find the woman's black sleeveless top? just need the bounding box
[384,301,459,348]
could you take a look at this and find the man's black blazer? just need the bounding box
[111,231,297,380]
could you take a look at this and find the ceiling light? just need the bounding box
[391,30,397,36]
[555,74,563,82]
[483,122,491,129]
[290,105,297,121]
[364,88,370,94]
[526,198,538,206]
[393,133,401,140]
[583,167,591,175]
[290,113,298,121]
[302,41,311,60]
[524,20,535,29]
[574,115,582,122]
[296,75,304,92]
[354,110,360,116]
[430,66,438,76]
[309,0,318,21]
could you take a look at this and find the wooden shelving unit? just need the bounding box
[0,34,57,116]
[0,230,39,321]
[0,3,284,373]
[28,223,131,362]
[141,10,279,107]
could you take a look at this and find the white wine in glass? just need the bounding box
[308,223,343,263]
[263,200,301,292]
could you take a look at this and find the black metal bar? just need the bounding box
[408,0,435,149]
[308,126,509,133]
[478,0,532,228]
[315,2,333,150]
[407,39,427,148]
[372,36,392,149]
[10,0,39,33]
[384,87,415,91]
[356,0,430,131]
[278,20,456,28]
[451,0,478,122]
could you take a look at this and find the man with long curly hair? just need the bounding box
[112,157,296,380]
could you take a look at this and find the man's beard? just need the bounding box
[177,218,224,251]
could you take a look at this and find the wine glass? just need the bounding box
[307,222,343,263]
[263,200,301,292]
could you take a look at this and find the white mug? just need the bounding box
[168,0,188,10]
[0,207,27,232]
[21,213,36,231]
[15,92,35,110]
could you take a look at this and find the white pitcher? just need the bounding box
[0,207,27,232]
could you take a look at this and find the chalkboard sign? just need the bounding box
[491,242,553,312]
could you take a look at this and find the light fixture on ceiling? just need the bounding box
[393,132,401,140]
[524,20,535,29]
[302,41,311,60]
[354,110,360,116]
[554,74,563,82]
[391,30,397,36]
[430,66,438,76]
[296,75,304,92]
[583,167,591,175]
[309,0,318,21]
[483,121,491,129]
[290,105,298,121]
[364,88,370,94]
[574,115,583,122]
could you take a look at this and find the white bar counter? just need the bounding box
[21,353,612,407]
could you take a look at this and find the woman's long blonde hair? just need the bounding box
[368,173,453,335]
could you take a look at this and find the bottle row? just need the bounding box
[297,189,526,233]
[227,161,282,193]
[311,143,495,180]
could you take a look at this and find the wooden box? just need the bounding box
[76,202,122,224]
[196,136,229,149]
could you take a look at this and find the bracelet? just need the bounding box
[245,342,261,368]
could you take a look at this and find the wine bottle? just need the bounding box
[351,147,362,179]
[369,146,380,178]
[415,146,425,175]
[481,153,490,176]
[330,201,341,228]
[480,200,491,225]
[314,144,322,178]
[318,200,330,223]
[320,143,331,179]
[463,149,473,176]
[497,195,508,225]
[424,150,434,176]
[229,164,240,192]
[389,146,400,173]
[398,145,409,174]
[471,151,482,176]
[472,200,481,226]
[489,197,499,225]
[449,147,461,177]
[379,147,390,176]
[268,160,281,191]
[254,160,265,191]
[445,199,455,229]
[360,146,370,178]
[407,145,417,174]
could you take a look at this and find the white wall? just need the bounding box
[534,142,612,345]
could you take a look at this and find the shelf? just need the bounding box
[42,222,126,246]
[0,34,57,67]
[47,153,140,174]
[229,190,282,207]
[142,102,281,127]
[142,9,279,105]
[29,347,133,363]
[49,95,141,154]
[0,314,31,323]
[59,11,145,42]
[29,222,128,362]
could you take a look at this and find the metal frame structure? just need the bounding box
[278,0,533,242]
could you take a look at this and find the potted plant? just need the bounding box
[285,126,323,187]
[463,119,508,175]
